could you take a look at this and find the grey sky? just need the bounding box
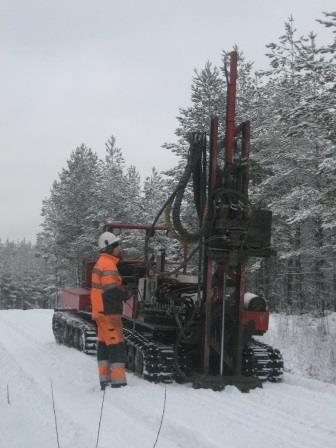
[1,0,335,242]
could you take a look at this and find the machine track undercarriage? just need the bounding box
[52,311,284,385]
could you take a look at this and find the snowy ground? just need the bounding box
[1,310,336,448]
[263,313,336,384]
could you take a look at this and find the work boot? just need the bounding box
[111,383,127,389]
[100,381,110,391]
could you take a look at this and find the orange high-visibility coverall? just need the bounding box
[91,253,127,388]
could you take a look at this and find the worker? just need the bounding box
[91,231,128,390]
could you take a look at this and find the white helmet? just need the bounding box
[98,231,121,250]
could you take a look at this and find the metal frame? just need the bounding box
[202,51,252,377]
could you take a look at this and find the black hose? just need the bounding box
[145,133,206,270]
[144,189,177,273]
[172,133,207,242]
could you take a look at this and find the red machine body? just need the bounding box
[242,311,269,334]
[59,286,139,319]
[59,272,270,335]
[60,288,91,312]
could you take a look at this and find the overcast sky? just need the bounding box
[1,0,335,242]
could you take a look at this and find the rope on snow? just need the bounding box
[95,387,106,448]
[152,384,167,448]
[50,378,61,448]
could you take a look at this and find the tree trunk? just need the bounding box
[314,218,325,316]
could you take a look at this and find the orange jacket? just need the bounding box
[90,253,122,318]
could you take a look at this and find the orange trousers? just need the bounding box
[95,315,127,388]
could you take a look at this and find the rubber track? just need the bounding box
[52,313,284,383]
[52,312,96,354]
[123,328,176,383]
[52,312,177,383]
[242,338,284,382]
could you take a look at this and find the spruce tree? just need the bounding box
[100,136,127,224]
[39,144,102,287]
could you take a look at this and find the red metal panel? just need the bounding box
[60,288,91,311]
[243,311,269,332]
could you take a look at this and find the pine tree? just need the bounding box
[123,165,142,222]
[100,136,127,223]
[163,61,225,170]
[39,144,102,287]
[250,16,336,312]
[0,240,52,310]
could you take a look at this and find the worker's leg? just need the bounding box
[105,316,127,387]
[108,342,127,387]
[96,318,111,390]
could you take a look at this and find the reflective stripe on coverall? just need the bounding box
[90,253,127,387]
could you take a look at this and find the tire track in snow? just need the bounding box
[255,381,336,434]
[105,385,220,448]
[0,341,94,448]
[0,313,225,447]
[183,386,336,448]
[0,312,233,447]
[0,312,209,448]
[0,317,147,448]
[1,310,336,448]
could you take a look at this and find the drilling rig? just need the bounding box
[52,51,283,392]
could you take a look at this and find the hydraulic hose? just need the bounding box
[171,133,207,242]
[144,189,177,272]
[145,132,207,271]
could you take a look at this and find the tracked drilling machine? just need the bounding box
[52,51,283,391]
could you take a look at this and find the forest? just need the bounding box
[1,14,335,315]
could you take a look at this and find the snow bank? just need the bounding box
[262,313,336,384]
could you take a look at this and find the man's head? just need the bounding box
[98,231,123,258]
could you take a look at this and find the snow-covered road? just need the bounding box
[0,310,336,448]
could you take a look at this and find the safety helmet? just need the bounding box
[98,231,121,250]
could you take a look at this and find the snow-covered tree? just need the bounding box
[100,136,127,223]
[39,144,102,287]
[0,240,52,310]
[163,17,336,313]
